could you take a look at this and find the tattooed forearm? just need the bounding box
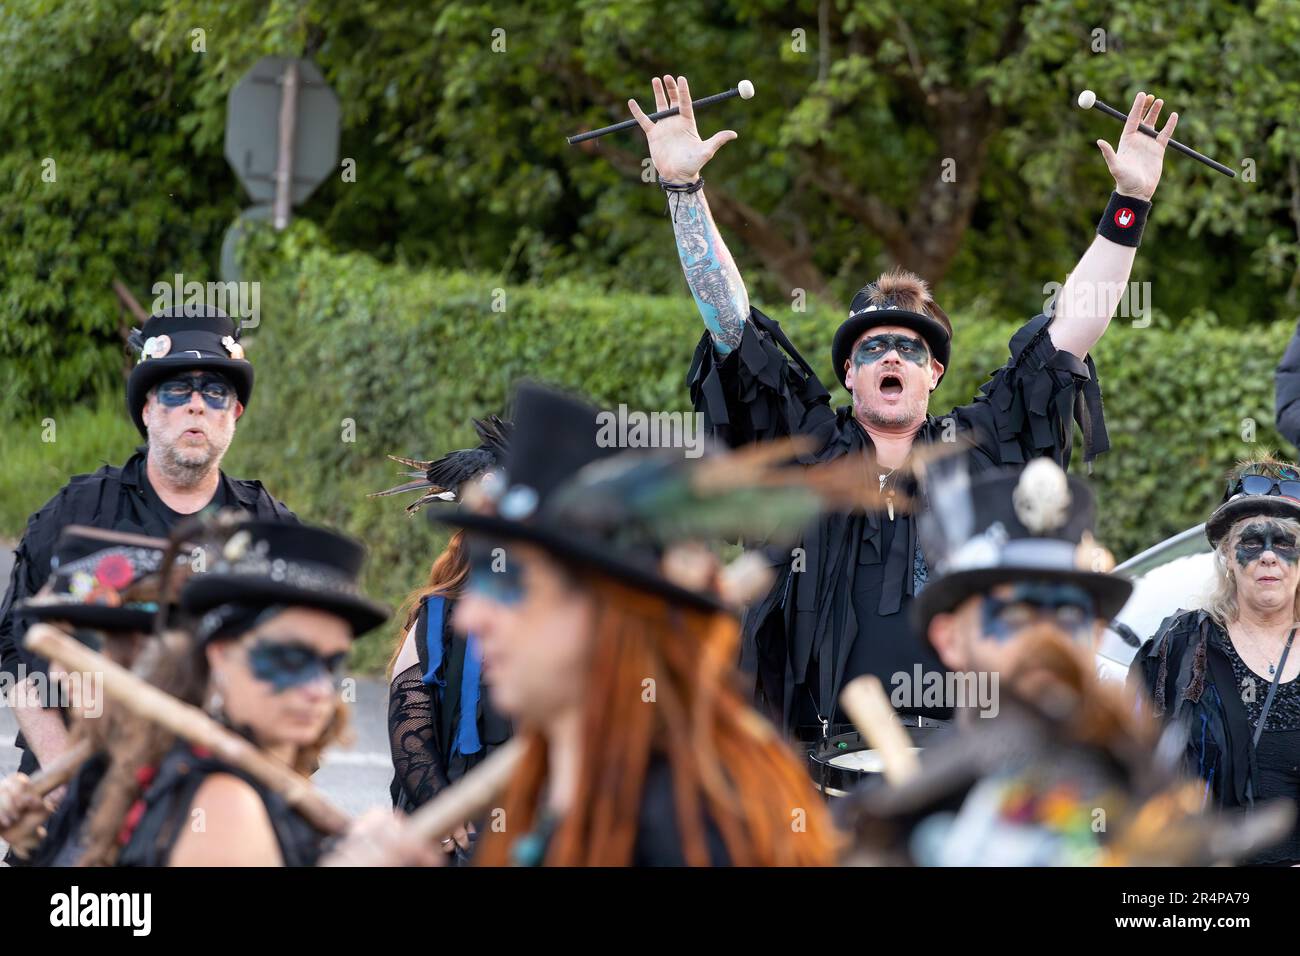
[671,189,749,354]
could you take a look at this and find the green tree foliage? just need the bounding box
[4,0,1300,419]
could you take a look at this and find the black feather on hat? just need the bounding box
[369,416,513,514]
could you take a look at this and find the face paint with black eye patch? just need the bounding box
[1235,521,1300,567]
[978,582,1097,644]
[852,333,929,369]
[465,545,526,606]
[244,638,347,693]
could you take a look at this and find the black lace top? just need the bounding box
[1221,634,1300,732]
[1221,633,1300,864]
[387,595,511,817]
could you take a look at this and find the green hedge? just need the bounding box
[3,227,1296,667]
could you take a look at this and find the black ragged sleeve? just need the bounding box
[388,663,449,811]
[687,306,839,454]
[953,312,1110,471]
[1276,319,1300,450]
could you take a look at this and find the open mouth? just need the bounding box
[879,374,904,398]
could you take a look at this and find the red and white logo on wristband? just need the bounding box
[1114,207,1135,228]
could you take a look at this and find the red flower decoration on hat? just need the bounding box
[94,553,134,590]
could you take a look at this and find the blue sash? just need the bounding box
[420,596,483,756]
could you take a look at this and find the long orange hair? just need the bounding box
[387,531,469,677]
[474,574,840,866]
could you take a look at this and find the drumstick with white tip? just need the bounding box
[566,80,755,145]
[1076,90,1235,178]
[839,676,921,787]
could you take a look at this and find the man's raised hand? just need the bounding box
[628,75,737,183]
[1096,91,1179,202]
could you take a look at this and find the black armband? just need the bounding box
[1096,192,1151,247]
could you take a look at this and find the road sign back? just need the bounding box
[225,56,340,205]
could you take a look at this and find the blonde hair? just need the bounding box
[1205,514,1300,628]
[863,267,951,330]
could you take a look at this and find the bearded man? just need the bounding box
[0,305,295,782]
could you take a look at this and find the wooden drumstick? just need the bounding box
[3,738,97,859]
[29,738,95,796]
[839,675,921,787]
[405,736,525,844]
[25,623,352,835]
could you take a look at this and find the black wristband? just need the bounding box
[660,177,705,222]
[1097,191,1151,247]
[660,177,704,193]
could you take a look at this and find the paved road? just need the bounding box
[0,540,396,861]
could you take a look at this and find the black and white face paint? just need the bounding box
[1234,520,1300,568]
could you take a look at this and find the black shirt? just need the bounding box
[509,756,732,867]
[0,448,294,683]
[118,741,325,867]
[388,593,512,865]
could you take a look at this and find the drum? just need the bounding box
[807,723,943,797]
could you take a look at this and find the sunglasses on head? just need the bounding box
[242,636,348,693]
[155,374,234,410]
[1231,473,1300,500]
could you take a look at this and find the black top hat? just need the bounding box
[431,382,726,612]
[125,305,254,437]
[18,527,171,633]
[1205,458,1300,546]
[831,283,953,391]
[180,519,390,639]
[912,457,1132,635]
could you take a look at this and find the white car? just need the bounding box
[1096,523,1215,682]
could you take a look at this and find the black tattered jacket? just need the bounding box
[1129,609,1258,809]
[687,306,1109,732]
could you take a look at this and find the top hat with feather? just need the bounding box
[429,382,836,613]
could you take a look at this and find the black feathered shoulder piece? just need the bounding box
[369,416,513,514]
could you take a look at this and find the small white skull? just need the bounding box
[1013,458,1072,534]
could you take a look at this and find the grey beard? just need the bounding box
[151,443,218,489]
